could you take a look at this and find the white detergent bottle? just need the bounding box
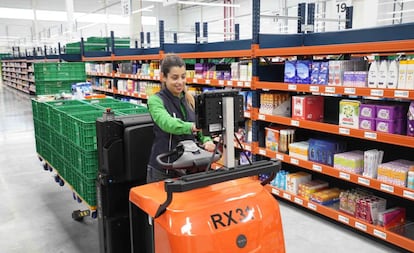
[406,60,414,90]
[377,60,389,88]
[367,61,379,88]
[387,60,399,89]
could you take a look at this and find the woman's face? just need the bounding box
[163,66,186,97]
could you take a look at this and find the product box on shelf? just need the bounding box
[407,101,414,136]
[286,172,312,195]
[378,207,406,229]
[296,60,312,84]
[375,118,406,134]
[265,126,285,152]
[377,159,414,187]
[363,149,384,179]
[298,180,329,200]
[288,141,309,160]
[284,60,296,83]
[308,138,347,166]
[339,99,361,129]
[310,188,341,205]
[334,150,364,175]
[376,104,405,120]
[359,103,377,119]
[279,129,295,154]
[355,196,387,225]
[259,92,291,116]
[339,189,371,217]
[292,95,324,122]
[359,118,376,131]
[311,61,320,84]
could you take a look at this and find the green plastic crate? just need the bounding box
[72,170,97,206]
[115,106,148,115]
[64,111,103,151]
[53,105,103,133]
[64,142,98,180]
[35,80,75,95]
[83,97,121,105]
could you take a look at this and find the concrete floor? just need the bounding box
[0,82,406,253]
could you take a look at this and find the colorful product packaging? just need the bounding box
[286,172,312,195]
[334,150,364,174]
[298,180,329,200]
[292,95,324,122]
[308,138,347,166]
[378,207,406,229]
[288,141,309,160]
[339,99,361,129]
[310,188,341,205]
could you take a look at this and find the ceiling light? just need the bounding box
[132,5,155,14]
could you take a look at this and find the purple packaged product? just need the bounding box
[376,104,404,120]
[223,71,231,80]
[360,104,376,119]
[312,61,321,74]
[320,62,329,74]
[408,102,414,136]
[216,71,224,80]
[342,72,355,87]
[376,119,399,134]
[318,73,329,85]
[359,117,376,130]
[296,60,312,84]
[311,73,319,84]
[284,60,296,83]
[354,71,368,87]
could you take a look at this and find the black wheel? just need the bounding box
[59,179,64,187]
[48,165,53,172]
[91,211,97,219]
[38,156,43,162]
[54,175,60,183]
[76,196,82,203]
[72,192,76,200]
[43,163,48,171]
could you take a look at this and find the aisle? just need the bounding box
[0,84,98,253]
[0,83,405,253]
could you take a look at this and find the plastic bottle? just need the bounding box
[367,61,379,88]
[377,60,389,88]
[387,60,399,89]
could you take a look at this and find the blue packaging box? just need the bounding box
[284,60,297,83]
[308,138,347,166]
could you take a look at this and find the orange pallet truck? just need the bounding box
[129,90,285,253]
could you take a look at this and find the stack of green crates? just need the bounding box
[65,37,130,54]
[34,62,86,95]
[32,98,147,207]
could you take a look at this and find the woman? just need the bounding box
[147,54,215,183]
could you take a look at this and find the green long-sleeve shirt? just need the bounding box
[148,94,212,144]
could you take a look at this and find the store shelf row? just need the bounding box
[265,185,414,252]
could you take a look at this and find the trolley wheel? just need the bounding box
[38,156,43,162]
[43,162,48,171]
[48,165,53,172]
[59,179,64,187]
[91,211,98,219]
[72,209,90,222]
[72,192,77,200]
[54,175,60,183]
[76,196,82,203]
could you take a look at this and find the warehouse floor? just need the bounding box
[0,82,405,253]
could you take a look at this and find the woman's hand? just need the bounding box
[203,141,216,152]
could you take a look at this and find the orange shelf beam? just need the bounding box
[255,39,414,57]
[266,185,414,252]
[254,81,414,100]
[254,113,414,148]
[177,49,252,59]
[257,147,414,201]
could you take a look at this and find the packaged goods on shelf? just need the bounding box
[342,71,368,87]
[298,180,329,200]
[295,60,312,84]
[334,150,364,174]
[339,189,371,216]
[286,172,312,194]
[284,60,296,83]
[259,92,291,116]
[271,170,289,190]
[377,60,390,88]
[308,138,346,166]
[407,101,414,136]
[265,126,285,152]
[292,95,324,122]
[339,99,361,129]
[408,170,414,189]
[310,188,341,205]
[405,60,414,90]
[288,141,309,160]
[310,61,329,85]
[377,159,414,187]
[378,207,406,229]
[363,149,384,179]
[355,195,387,225]
[239,91,253,111]
[245,119,253,143]
[328,59,368,86]
[239,151,252,165]
[387,60,399,89]
[279,129,295,154]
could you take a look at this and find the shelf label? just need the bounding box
[344,87,356,94]
[403,190,414,200]
[294,197,303,205]
[373,229,387,240]
[370,89,384,97]
[244,82,251,88]
[290,120,300,127]
[258,114,266,121]
[259,148,267,156]
[325,86,336,93]
[307,203,317,211]
[364,131,377,140]
[358,177,370,186]
[339,127,350,135]
[312,164,322,172]
[244,111,251,118]
[355,222,367,231]
[290,158,299,165]
[339,172,351,180]
[226,80,233,86]
[237,81,244,87]
[394,90,409,98]
[288,84,297,91]
[205,79,211,84]
[380,183,394,193]
[309,86,319,92]
[276,154,284,161]
[283,192,291,200]
[218,80,224,86]
[192,78,198,83]
[271,188,280,196]
[338,215,349,224]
